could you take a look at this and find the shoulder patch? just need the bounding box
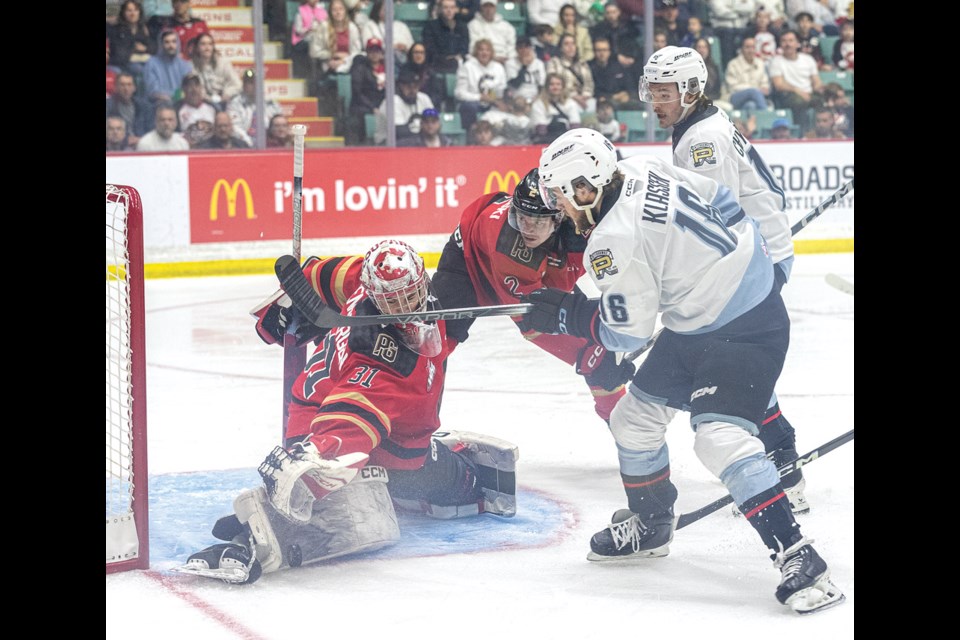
[589,249,619,280]
[690,141,717,168]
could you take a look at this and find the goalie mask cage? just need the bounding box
[106,184,149,573]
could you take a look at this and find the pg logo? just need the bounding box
[210,178,255,221]
[484,170,520,194]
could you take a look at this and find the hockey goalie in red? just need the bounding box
[432,167,635,423]
[176,240,519,585]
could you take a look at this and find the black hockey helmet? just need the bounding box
[508,168,564,233]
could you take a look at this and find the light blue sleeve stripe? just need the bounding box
[598,323,649,353]
[711,185,743,223]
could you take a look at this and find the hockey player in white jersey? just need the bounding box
[639,45,809,515]
[521,129,844,614]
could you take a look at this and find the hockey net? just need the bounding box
[106,184,149,573]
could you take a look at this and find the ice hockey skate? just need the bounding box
[773,538,845,614]
[586,509,676,562]
[174,541,263,585]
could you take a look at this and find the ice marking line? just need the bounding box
[144,570,269,640]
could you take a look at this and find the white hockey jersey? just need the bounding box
[670,106,793,275]
[588,156,775,353]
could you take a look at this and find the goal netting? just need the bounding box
[106,184,149,573]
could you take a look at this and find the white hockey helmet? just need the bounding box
[538,128,618,213]
[360,240,441,356]
[638,45,707,104]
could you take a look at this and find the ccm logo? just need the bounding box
[360,466,389,480]
[690,385,717,401]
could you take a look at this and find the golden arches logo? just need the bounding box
[484,170,521,194]
[210,178,255,221]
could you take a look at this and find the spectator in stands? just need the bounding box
[266,114,294,147]
[679,14,713,49]
[469,119,503,145]
[108,0,155,75]
[227,69,283,146]
[694,37,731,111]
[769,116,794,140]
[107,73,155,143]
[107,43,121,97]
[469,0,517,66]
[822,81,852,137]
[706,0,757,68]
[455,38,507,131]
[147,0,208,60]
[546,33,595,112]
[553,4,593,61]
[723,36,770,112]
[481,94,533,145]
[363,0,415,66]
[768,29,822,133]
[733,111,757,139]
[531,24,560,62]
[136,105,190,151]
[589,2,640,69]
[527,0,568,30]
[785,0,839,35]
[143,29,193,106]
[652,29,669,52]
[591,97,621,142]
[505,36,547,103]
[745,8,780,65]
[347,38,386,146]
[588,36,637,110]
[399,108,454,147]
[530,72,582,143]
[174,72,218,147]
[107,116,137,151]
[323,0,363,76]
[290,0,328,80]
[401,42,446,111]
[196,111,252,149]
[793,11,829,70]
[422,0,471,74]
[832,18,853,71]
[804,106,846,139]
[654,0,686,48]
[376,68,436,144]
[190,33,242,108]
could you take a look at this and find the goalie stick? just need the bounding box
[624,178,856,364]
[275,255,533,327]
[676,428,854,530]
[825,273,854,296]
[281,125,308,438]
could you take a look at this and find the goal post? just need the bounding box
[106,184,149,573]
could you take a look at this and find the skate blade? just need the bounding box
[786,579,846,615]
[586,547,670,562]
[172,563,249,584]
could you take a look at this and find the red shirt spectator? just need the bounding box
[148,0,209,59]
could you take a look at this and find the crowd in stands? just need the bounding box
[106,0,854,151]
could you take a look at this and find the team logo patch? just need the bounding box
[372,333,399,362]
[691,142,717,168]
[589,249,618,280]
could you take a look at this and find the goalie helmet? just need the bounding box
[507,168,564,247]
[538,129,618,213]
[638,46,707,104]
[360,240,441,356]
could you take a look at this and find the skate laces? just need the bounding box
[609,514,647,552]
[773,537,813,574]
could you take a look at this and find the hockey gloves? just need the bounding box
[577,343,635,391]
[255,299,327,347]
[521,287,600,340]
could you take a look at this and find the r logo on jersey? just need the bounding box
[691,142,717,168]
[372,333,399,363]
[589,249,619,280]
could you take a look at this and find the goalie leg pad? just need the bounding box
[432,431,519,518]
[236,470,400,572]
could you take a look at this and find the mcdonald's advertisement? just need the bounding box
[190,147,542,243]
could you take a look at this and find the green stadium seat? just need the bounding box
[440,111,466,145]
[364,113,379,145]
[335,73,352,116]
[819,35,839,62]
[620,110,670,142]
[706,35,724,73]
[394,2,431,23]
[753,108,792,132]
[819,69,854,94]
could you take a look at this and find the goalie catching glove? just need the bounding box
[520,287,601,340]
[252,289,327,347]
[577,343,635,391]
[258,436,369,523]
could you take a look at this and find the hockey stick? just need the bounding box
[624,178,856,364]
[281,125,308,438]
[675,428,854,530]
[275,254,534,327]
[825,273,854,296]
